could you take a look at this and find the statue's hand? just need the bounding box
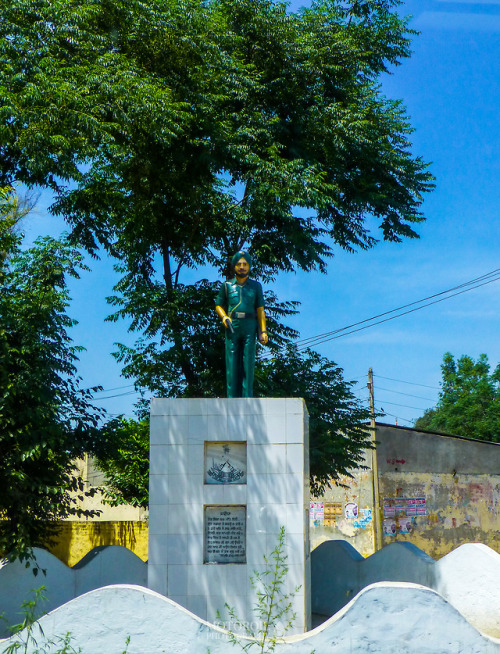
[259,331,268,345]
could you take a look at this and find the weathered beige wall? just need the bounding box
[309,453,376,558]
[310,425,500,560]
[70,456,148,522]
[380,472,500,558]
[42,456,149,567]
[48,521,149,567]
[376,424,500,558]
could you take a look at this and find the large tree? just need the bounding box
[415,353,500,442]
[1,0,433,484]
[0,188,103,563]
[1,0,433,275]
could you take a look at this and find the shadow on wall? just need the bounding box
[311,539,500,638]
[0,545,147,638]
[48,521,148,567]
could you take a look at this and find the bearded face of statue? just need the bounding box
[235,257,250,280]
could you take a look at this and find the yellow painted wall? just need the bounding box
[380,471,500,559]
[47,521,149,567]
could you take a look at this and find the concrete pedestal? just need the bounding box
[148,398,311,633]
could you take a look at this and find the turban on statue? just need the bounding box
[231,250,252,269]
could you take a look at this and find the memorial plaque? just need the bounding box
[204,441,247,484]
[204,505,246,564]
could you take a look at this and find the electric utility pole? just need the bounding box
[368,368,383,551]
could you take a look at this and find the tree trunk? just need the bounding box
[161,240,200,391]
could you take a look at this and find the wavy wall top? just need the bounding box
[312,539,500,637]
[0,546,146,638]
[1,583,499,654]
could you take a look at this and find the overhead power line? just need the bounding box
[93,383,136,394]
[374,375,440,390]
[92,390,139,401]
[289,267,500,351]
[376,386,436,402]
[379,410,415,426]
[376,399,429,411]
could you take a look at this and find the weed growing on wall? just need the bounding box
[1,586,79,654]
[214,526,308,654]
[1,587,130,654]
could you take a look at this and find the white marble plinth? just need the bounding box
[148,398,311,633]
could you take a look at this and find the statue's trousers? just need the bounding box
[225,318,257,398]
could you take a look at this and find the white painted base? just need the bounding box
[148,398,310,633]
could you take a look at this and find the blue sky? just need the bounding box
[20,0,500,427]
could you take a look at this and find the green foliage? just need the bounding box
[256,345,372,496]
[2,0,433,265]
[219,526,300,654]
[46,0,434,268]
[1,1,433,496]
[0,190,104,563]
[0,0,186,194]
[2,587,131,654]
[415,353,500,442]
[95,418,149,509]
[0,186,18,264]
[3,587,51,654]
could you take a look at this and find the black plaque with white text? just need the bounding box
[204,505,246,564]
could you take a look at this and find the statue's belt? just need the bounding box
[230,311,256,319]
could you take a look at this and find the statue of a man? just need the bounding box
[215,251,268,398]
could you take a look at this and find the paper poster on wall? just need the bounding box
[416,498,427,515]
[398,519,413,534]
[309,502,324,526]
[383,497,426,518]
[383,519,397,536]
[323,502,342,526]
[383,505,395,518]
[353,508,373,529]
[344,502,358,519]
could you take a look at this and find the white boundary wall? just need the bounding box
[2,583,499,654]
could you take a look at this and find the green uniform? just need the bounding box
[215,277,265,398]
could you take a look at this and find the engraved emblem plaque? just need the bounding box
[204,441,247,484]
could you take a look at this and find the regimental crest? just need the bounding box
[204,441,247,484]
[207,457,245,483]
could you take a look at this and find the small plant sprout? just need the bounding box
[218,526,301,654]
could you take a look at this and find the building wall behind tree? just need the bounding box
[377,424,500,559]
[309,452,376,558]
[309,425,500,559]
[45,456,148,566]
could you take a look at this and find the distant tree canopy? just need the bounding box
[415,353,500,442]
[1,0,434,494]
